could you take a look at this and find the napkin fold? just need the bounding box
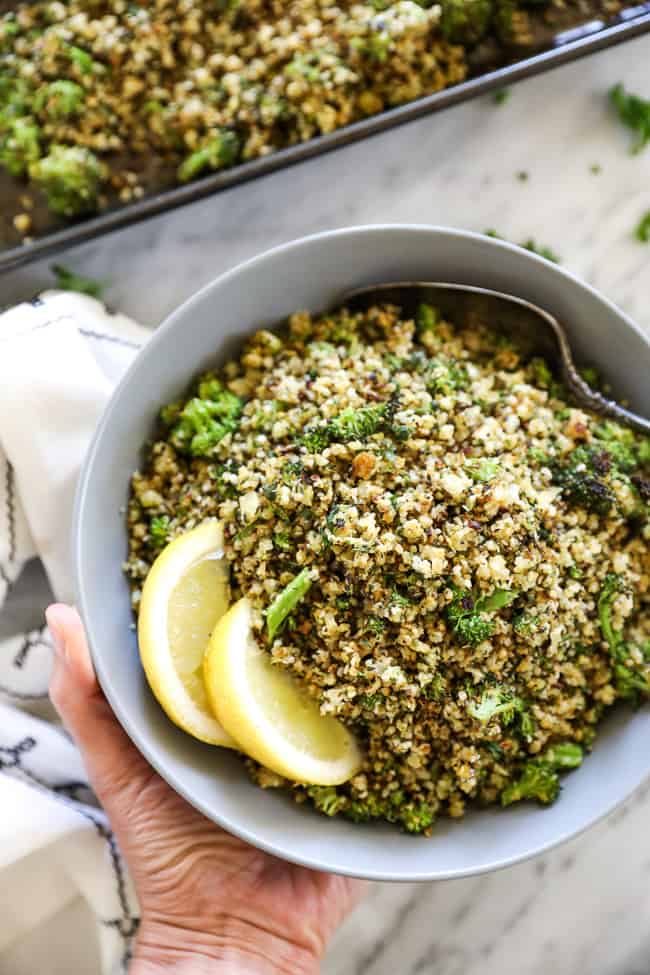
[0,291,150,975]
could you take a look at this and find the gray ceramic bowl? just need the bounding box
[74,225,650,881]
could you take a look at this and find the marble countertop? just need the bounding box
[3,32,650,975]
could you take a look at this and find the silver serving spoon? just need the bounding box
[338,282,650,436]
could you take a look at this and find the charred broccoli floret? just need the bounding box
[440,0,493,44]
[29,145,104,216]
[0,117,40,176]
[549,445,616,516]
[177,129,240,182]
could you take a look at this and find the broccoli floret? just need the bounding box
[543,742,583,769]
[447,587,518,646]
[468,685,524,724]
[399,801,436,834]
[178,129,240,182]
[169,382,243,456]
[550,445,615,516]
[29,145,104,216]
[149,515,171,548]
[597,574,650,700]
[345,794,385,823]
[273,530,291,551]
[327,404,386,442]
[440,0,493,44]
[34,80,84,120]
[501,762,560,806]
[299,403,388,451]
[593,421,639,473]
[416,302,439,334]
[0,118,40,176]
[308,785,346,817]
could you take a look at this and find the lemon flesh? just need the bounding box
[204,597,362,784]
[138,519,236,747]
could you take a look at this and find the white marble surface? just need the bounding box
[3,32,650,975]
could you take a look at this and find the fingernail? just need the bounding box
[45,606,67,661]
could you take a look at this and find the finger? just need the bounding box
[46,603,155,808]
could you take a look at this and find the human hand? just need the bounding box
[46,604,366,975]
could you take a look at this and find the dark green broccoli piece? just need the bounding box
[0,118,40,176]
[34,80,84,120]
[597,574,650,700]
[549,445,615,516]
[609,83,650,155]
[468,685,524,724]
[169,381,243,456]
[399,801,436,834]
[29,145,104,216]
[440,0,493,44]
[307,785,346,817]
[178,129,240,182]
[299,402,388,451]
[51,264,104,298]
[593,421,639,473]
[447,587,518,646]
[149,515,171,548]
[416,303,439,334]
[501,762,560,806]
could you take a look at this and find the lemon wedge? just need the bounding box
[138,519,236,747]
[204,597,362,784]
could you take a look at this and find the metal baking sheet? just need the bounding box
[1,5,649,274]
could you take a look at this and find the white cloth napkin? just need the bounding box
[0,292,150,974]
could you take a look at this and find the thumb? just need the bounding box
[46,603,155,813]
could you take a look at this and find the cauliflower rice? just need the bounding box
[126,301,650,833]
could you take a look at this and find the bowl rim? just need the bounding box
[74,223,650,881]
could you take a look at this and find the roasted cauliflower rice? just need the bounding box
[126,302,650,833]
